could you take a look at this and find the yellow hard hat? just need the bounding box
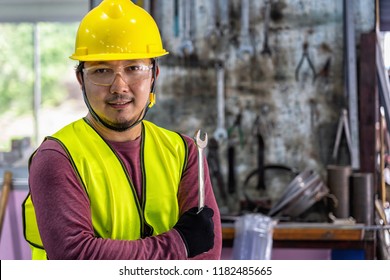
[70,0,168,61]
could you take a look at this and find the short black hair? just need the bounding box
[75,62,85,74]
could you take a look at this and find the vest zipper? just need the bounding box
[109,148,146,238]
[83,118,146,238]
[140,123,154,238]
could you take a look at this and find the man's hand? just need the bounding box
[173,206,214,258]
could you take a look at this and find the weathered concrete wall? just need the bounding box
[147,0,375,214]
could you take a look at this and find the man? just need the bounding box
[23,0,221,260]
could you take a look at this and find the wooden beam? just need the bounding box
[0,171,12,239]
[358,32,378,190]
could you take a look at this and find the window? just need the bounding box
[0,22,86,167]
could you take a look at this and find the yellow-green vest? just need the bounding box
[23,118,188,259]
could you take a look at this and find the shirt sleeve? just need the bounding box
[29,140,188,260]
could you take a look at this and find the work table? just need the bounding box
[222,222,376,259]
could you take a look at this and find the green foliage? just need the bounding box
[0,24,33,114]
[0,22,78,115]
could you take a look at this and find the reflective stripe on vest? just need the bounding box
[23,118,187,259]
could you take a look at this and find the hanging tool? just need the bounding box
[227,111,245,147]
[238,0,254,58]
[206,0,219,41]
[252,115,265,190]
[194,129,208,213]
[317,57,331,80]
[332,108,353,161]
[227,112,244,194]
[218,0,230,34]
[295,41,317,83]
[207,137,228,205]
[261,0,272,56]
[227,144,236,195]
[214,62,228,142]
[206,0,230,54]
[180,0,194,56]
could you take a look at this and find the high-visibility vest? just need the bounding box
[23,119,188,259]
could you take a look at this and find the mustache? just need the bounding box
[105,95,134,103]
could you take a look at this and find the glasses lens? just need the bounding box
[84,65,152,86]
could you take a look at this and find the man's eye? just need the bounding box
[93,68,111,74]
[125,66,143,72]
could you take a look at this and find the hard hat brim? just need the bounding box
[70,51,169,62]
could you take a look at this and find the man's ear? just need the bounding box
[155,64,160,79]
[76,71,83,89]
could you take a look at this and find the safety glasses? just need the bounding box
[83,64,153,86]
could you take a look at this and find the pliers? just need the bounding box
[227,111,244,147]
[295,41,317,83]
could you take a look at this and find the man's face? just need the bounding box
[80,59,155,131]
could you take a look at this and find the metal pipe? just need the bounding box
[380,107,387,206]
[344,0,360,169]
[33,23,41,147]
[376,35,390,129]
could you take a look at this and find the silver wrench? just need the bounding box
[214,63,227,142]
[194,129,208,213]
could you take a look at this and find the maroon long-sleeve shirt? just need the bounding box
[28,131,222,260]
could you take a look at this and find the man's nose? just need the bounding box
[110,73,129,92]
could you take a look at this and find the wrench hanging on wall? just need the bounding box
[207,137,228,205]
[206,0,218,39]
[180,0,194,56]
[218,0,230,34]
[238,0,254,58]
[261,0,272,55]
[214,62,228,142]
[207,0,230,54]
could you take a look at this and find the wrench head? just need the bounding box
[213,127,227,142]
[194,129,208,148]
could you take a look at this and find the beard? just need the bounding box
[96,104,147,132]
[100,115,137,131]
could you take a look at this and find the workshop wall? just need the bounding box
[146,0,376,215]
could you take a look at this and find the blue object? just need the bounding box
[331,249,365,260]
